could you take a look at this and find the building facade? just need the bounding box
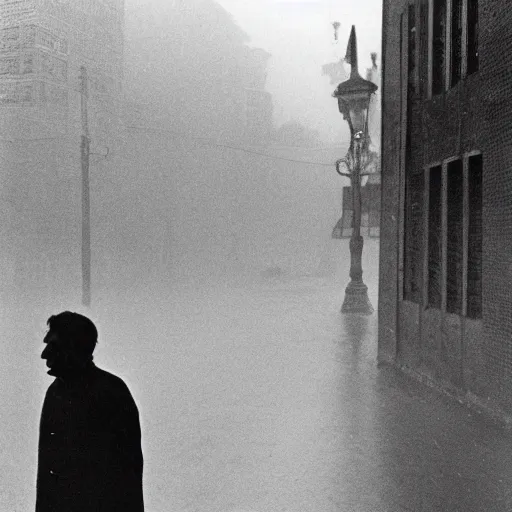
[124,0,273,145]
[0,0,124,136]
[379,0,512,418]
[242,48,273,144]
[0,0,124,306]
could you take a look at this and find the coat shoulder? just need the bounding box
[94,367,128,391]
[93,366,127,386]
[92,366,134,399]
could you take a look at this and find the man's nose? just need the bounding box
[41,345,50,359]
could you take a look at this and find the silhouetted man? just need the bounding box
[36,311,144,512]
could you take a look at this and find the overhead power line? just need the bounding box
[0,101,344,168]
[125,125,336,167]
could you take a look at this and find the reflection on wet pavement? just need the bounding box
[94,278,512,512]
[2,272,512,511]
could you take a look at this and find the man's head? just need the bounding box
[41,311,98,377]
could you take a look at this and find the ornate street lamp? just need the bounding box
[333,25,378,315]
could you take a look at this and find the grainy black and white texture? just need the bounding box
[380,0,512,421]
[2,0,512,511]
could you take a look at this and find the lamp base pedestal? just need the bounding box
[341,281,374,315]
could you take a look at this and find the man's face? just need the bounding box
[41,330,82,377]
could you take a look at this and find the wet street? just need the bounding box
[1,0,508,508]
[87,249,512,512]
[2,241,512,511]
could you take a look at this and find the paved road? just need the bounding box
[3,241,512,511]
[90,273,512,512]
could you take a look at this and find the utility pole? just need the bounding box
[80,66,91,307]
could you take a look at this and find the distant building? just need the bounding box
[273,120,322,148]
[0,0,125,303]
[242,48,273,143]
[0,0,124,138]
[366,52,381,157]
[244,87,273,143]
[124,0,273,144]
[378,0,512,420]
[322,59,348,86]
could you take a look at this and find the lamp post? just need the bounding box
[333,25,377,315]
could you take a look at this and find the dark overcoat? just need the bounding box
[36,364,144,512]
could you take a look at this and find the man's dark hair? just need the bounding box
[46,311,98,356]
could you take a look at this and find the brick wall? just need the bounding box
[378,0,402,363]
[379,0,512,417]
[478,0,512,412]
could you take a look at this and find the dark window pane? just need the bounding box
[428,165,442,308]
[467,0,479,75]
[419,2,429,96]
[408,3,416,87]
[446,159,463,314]
[467,154,482,318]
[404,172,424,303]
[451,0,463,86]
[432,0,446,95]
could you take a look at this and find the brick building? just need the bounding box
[379,0,512,418]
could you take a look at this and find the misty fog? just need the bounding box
[0,0,382,510]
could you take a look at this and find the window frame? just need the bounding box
[445,156,465,315]
[429,0,448,97]
[422,151,482,319]
[423,162,443,310]
[466,0,479,75]
[428,0,477,97]
[465,150,483,319]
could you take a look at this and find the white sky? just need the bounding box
[215,0,382,143]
